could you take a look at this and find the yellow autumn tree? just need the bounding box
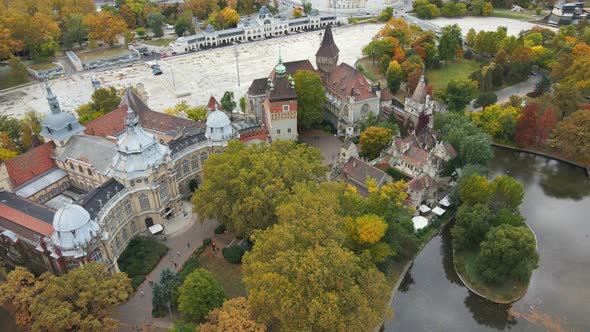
[84,12,128,46]
[359,126,393,160]
[199,297,266,332]
[353,214,388,244]
[220,7,239,28]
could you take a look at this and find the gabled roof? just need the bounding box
[326,63,376,101]
[4,142,56,188]
[0,190,55,237]
[316,25,339,58]
[340,157,391,196]
[248,78,269,96]
[85,89,199,138]
[283,60,315,76]
[207,96,222,111]
[408,174,437,192]
[403,146,429,168]
[55,135,117,175]
[268,76,297,102]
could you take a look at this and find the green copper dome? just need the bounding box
[275,48,286,77]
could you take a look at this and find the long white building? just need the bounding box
[171,6,346,53]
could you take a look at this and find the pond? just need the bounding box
[386,148,590,331]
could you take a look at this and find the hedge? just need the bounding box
[222,245,245,264]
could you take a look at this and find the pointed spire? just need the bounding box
[125,107,139,130]
[315,24,339,58]
[275,44,286,77]
[44,77,61,114]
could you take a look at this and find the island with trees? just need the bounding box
[450,169,539,303]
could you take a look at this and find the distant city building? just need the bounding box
[0,84,263,275]
[172,6,345,53]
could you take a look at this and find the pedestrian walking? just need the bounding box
[140,291,144,296]
[174,262,177,268]
[187,242,190,248]
[176,250,180,256]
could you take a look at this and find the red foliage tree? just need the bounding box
[537,107,556,144]
[515,104,540,147]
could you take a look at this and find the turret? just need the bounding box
[39,81,85,146]
[316,25,339,74]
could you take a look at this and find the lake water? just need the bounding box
[386,148,590,331]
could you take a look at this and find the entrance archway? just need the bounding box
[165,207,173,219]
[145,217,154,228]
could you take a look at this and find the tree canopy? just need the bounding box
[553,109,590,163]
[294,70,327,129]
[437,79,479,112]
[178,268,225,322]
[199,297,265,332]
[192,140,326,236]
[0,264,131,331]
[359,126,392,159]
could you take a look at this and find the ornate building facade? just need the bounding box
[0,86,242,275]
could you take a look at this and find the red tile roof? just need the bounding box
[316,25,339,58]
[4,142,56,188]
[403,146,429,167]
[85,90,200,138]
[0,204,54,237]
[207,96,221,111]
[326,63,376,102]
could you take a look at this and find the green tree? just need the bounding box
[441,1,467,17]
[192,140,326,235]
[178,268,225,322]
[147,12,166,37]
[174,16,189,37]
[359,126,392,159]
[152,268,180,315]
[379,7,394,21]
[294,69,327,129]
[386,60,403,94]
[458,173,492,206]
[239,96,246,112]
[489,175,524,211]
[8,55,28,81]
[553,109,590,163]
[413,0,441,19]
[63,14,88,48]
[220,91,236,112]
[136,27,146,37]
[476,224,539,283]
[473,92,498,109]
[437,79,479,112]
[451,203,491,251]
[303,2,313,14]
[439,30,459,62]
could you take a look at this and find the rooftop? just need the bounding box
[55,135,117,175]
[77,179,126,219]
[4,142,56,188]
[0,190,55,237]
[326,63,376,101]
[316,25,339,58]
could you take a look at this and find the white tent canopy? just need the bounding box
[432,206,446,216]
[148,224,164,235]
[412,216,428,231]
[419,204,431,213]
[439,195,451,207]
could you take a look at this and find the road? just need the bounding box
[468,75,541,111]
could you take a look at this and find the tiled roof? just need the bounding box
[341,157,390,196]
[0,190,55,237]
[85,90,199,138]
[403,146,429,167]
[55,135,117,175]
[444,142,458,158]
[207,96,221,111]
[316,25,339,58]
[4,142,56,188]
[326,63,376,101]
[248,78,268,96]
[408,174,437,192]
[77,178,125,219]
[283,60,315,76]
[269,75,297,102]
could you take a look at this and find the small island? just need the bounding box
[450,170,539,303]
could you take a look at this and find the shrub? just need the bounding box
[178,256,200,281]
[386,167,411,181]
[202,237,212,246]
[214,224,226,234]
[131,275,146,290]
[222,245,245,264]
[118,236,168,278]
[474,92,498,109]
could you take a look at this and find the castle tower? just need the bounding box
[316,25,339,74]
[39,81,85,147]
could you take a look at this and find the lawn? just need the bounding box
[490,9,549,22]
[426,59,483,92]
[198,247,246,298]
[142,38,175,48]
[357,57,384,83]
[78,46,132,62]
[28,62,59,71]
[0,71,29,90]
[454,249,528,303]
[117,236,168,289]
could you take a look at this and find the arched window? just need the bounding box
[89,248,103,262]
[139,194,150,210]
[124,200,132,217]
[191,155,199,170]
[200,152,209,165]
[182,159,190,174]
[159,180,170,202]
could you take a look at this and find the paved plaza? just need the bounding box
[300,129,347,166]
[0,24,383,119]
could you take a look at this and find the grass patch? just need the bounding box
[198,249,246,298]
[117,236,168,289]
[427,59,484,92]
[357,57,383,83]
[28,62,59,71]
[0,71,29,90]
[490,9,548,21]
[78,46,131,62]
[454,249,528,303]
[142,38,175,47]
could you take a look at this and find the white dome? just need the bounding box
[51,203,101,254]
[206,109,231,128]
[53,204,91,232]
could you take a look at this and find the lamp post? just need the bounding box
[234,43,241,87]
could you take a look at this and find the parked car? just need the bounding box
[91,75,101,89]
[152,68,163,75]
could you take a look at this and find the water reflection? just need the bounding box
[539,162,590,200]
[464,293,517,330]
[440,224,462,286]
